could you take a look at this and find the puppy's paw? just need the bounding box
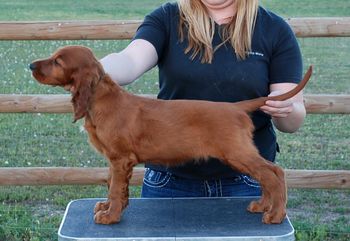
[262,209,286,224]
[247,200,270,213]
[94,210,121,225]
[94,200,110,214]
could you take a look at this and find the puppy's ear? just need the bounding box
[71,68,98,123]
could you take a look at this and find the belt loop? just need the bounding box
[204,181,211,197]
[218,179,223,197]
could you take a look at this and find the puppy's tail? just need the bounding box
[234,65,312,113]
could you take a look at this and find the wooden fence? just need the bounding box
[0,18,349,189]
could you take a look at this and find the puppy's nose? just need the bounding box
[29,63,36,71]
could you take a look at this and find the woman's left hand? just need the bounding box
[260,90,295,118]
[261,83,306,133]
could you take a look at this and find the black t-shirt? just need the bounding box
[134,2,302,179]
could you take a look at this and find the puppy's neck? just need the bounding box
[90,73,128,103]
[85,73,128,123]
[100,73,125,91]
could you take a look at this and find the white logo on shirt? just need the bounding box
[247,51,264,57]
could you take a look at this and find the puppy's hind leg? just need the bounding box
[224,153,287,224]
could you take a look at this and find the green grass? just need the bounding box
[0,0,349,240]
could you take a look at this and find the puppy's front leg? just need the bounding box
[94,165,112,214]
[94,157,135,224]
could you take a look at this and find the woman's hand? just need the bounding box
[261,83,306,133]
[260,90,295,118]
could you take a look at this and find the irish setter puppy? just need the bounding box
[30,45,312,225]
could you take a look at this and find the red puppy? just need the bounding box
[30,45,312,225]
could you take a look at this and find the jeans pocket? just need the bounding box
[242,175,261,188]
[143,168,172,188]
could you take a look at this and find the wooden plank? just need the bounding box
[304,94,350,114]
[0,167,144,186]
[287,17,350,37]
[0,18,349,40]
[0,94,72,113]
[0,20,141,40]
[0,167,349,189]
[286,169,350,189]
[1,94,349,114]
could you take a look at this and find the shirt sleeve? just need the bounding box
[269,19,303,84]
[133,4,170,60]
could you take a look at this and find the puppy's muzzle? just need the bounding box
[29,63,37,71]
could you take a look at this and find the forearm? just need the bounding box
[100,39,158,86]
[100,52,137,86]
[272,102,306,133]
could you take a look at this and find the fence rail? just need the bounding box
[0,94,349,114]
[0,167,349,189]
[0,17,349,40]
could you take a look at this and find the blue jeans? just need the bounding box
[141,168,262,198]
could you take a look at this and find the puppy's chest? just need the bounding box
[84,114,124,150]
[84,115,108,145]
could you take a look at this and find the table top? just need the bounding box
[58,197,295,241]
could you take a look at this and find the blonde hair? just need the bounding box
[178,0,259,63]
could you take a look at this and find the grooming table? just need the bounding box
[58,198,295,241]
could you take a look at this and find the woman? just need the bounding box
[100,0,306,198]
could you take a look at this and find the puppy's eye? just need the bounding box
[53,59,61,66]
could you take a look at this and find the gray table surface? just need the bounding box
[58,197,295,241]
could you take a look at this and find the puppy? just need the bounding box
[30,45,312,224]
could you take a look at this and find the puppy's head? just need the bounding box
[30,45,105,122]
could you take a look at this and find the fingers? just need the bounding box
[260,101,294,118]
[260,107,290,118]
[265,100,292,108]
